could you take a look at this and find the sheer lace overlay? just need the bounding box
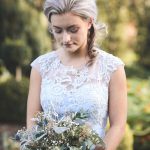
[31,50,124,138]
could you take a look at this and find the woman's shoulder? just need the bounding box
[31,50,57,64]
[96,49,125,83]
[34,50,57,61]
[30,50,58,74]
[97,49,124,66]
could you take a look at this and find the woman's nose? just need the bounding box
[63,31,71,43]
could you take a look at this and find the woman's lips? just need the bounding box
[64,44,73,47]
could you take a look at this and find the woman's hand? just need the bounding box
[95,144,106,150]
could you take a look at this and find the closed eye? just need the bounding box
[54,28,62,34]
[52,25,79,34]
[68,27,79,33]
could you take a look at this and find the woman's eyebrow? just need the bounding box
[67,25,79,29]
[53,26,62,29]
[53,25,79,29]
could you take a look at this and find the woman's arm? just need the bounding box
[103,66,127,150]
[26,68,42,129]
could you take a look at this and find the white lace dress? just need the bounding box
[31,49,124,139]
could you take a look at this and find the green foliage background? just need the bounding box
[0,0,149,150]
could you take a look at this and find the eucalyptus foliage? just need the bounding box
[14,111,105,150]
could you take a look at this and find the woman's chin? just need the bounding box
[63,46,78,53]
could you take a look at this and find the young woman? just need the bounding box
[27,0,127,149]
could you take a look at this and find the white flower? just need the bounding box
[53,126,69,134]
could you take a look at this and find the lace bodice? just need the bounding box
[31,49,124,139]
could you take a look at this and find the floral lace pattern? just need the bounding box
[31,49,124,138]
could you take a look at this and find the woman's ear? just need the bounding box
[88,17,94,29]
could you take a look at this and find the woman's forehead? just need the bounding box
[51,12,87,27]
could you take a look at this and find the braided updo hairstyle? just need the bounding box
[43,0,107,66]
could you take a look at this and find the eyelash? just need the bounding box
[54,28,79,34]
[54,30,62,34]
[70,28,79,33]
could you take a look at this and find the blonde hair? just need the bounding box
[44,0,107,65]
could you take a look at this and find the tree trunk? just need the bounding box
[16,66,22,82]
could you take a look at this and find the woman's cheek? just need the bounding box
[54,34,62,43]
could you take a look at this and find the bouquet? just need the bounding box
[13,111,106,150]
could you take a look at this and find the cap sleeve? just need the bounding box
[106,54,125,83]
[30,51,57,77]
[108,55,125,73]
[30,56,42,75]
[98,51,125,85]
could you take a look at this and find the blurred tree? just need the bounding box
[97,0,150,68]
[1,39,31,81]
[0,59,4,76]
[129,0,150,69]
[26,0,44,11]
[25,0,58,50]
[0,0,51,77]
[96,0,131,55]
[0,77,29,123]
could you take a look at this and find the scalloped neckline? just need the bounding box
[54,51,89,71]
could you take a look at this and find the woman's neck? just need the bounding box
[57,48,90,68]
[64,50,87,59]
